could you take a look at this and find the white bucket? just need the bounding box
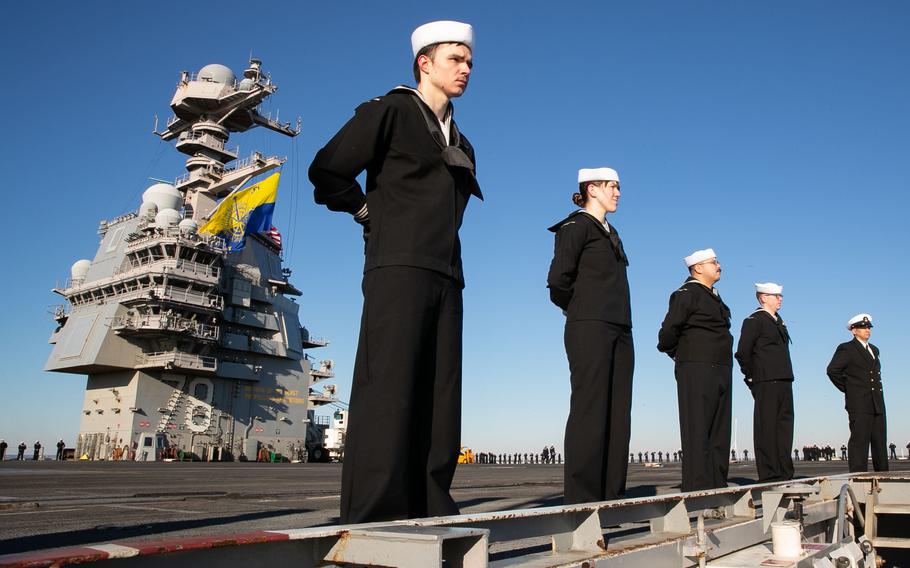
[771,520,802,558]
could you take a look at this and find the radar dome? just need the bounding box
[139,201,158,219]
[198,64,235,85]
[71,259,91,282]
[155,208,181,227]
[178,219,199,234]
[142,183,182,211]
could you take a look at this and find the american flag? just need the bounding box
[265,226,282,249]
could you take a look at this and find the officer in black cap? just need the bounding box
[827,314,887,472]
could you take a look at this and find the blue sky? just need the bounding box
[1,1,908,457]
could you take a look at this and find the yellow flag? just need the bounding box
[199,173,280,252]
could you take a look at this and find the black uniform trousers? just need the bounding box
[848,411,888,473]
[564,321,634,503]
[752,380,794,482]
[676,362,731,491]
[340,266,462,523]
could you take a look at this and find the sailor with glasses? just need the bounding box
[658,249,733,491]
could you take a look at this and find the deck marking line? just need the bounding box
[0,507,82,516]
[102,504,204,514]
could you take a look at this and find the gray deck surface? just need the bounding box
[1,459,908,554]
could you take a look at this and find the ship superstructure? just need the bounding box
[46,59,336,462]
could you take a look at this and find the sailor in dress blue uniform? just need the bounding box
[547,167,633,503]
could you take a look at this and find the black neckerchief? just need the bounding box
[684,277,731,318]
[547,211,628,265]
[389,87,482,199]
[753,308,792,344]
[577,211,629,266]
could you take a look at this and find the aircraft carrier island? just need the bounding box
[43,59,341,465]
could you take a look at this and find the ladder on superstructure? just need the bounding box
[157,390,187,432]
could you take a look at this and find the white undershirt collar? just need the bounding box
[401,86,453,144]
[577,209,610,232]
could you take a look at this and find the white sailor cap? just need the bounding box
[411,21,474,57]
[684,248,717,268]
[847,313,873,330]
[578,167,619,184]
[755,282,783,295]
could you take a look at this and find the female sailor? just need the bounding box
[547,167,633,503]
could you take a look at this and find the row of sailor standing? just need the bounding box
[305,18,888,524]
[547,167,888,500]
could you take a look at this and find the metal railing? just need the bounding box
[223,151,267,174]
[111,315,219,341]
[126,228,226,254]
[117,257,220,280]
[176,131,239,157]
[136,351,217,372]
[118,285,223,310]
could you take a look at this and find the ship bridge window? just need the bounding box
[193,383,209,400]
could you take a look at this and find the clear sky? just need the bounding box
[1,1,908,458]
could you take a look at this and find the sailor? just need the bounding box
[658,248,733,491]
[841,445,848,460]
[827,314,887,472]
[889,442,897,460]
[56,439,65,461]
[33,441,41,461]
[547,167,633,503]
[17,441,26,460]
[0,439,6,461]
[309,20,478,523]
[735,282,795,482]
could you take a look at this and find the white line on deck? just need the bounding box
[0,508,82,516]
[101,504,204,514]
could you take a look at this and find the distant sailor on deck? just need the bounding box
[658,249,733,491]
[309,20,480,523]
[547,167,633,503]
[735,282,794,482]
[827,314,888,472]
